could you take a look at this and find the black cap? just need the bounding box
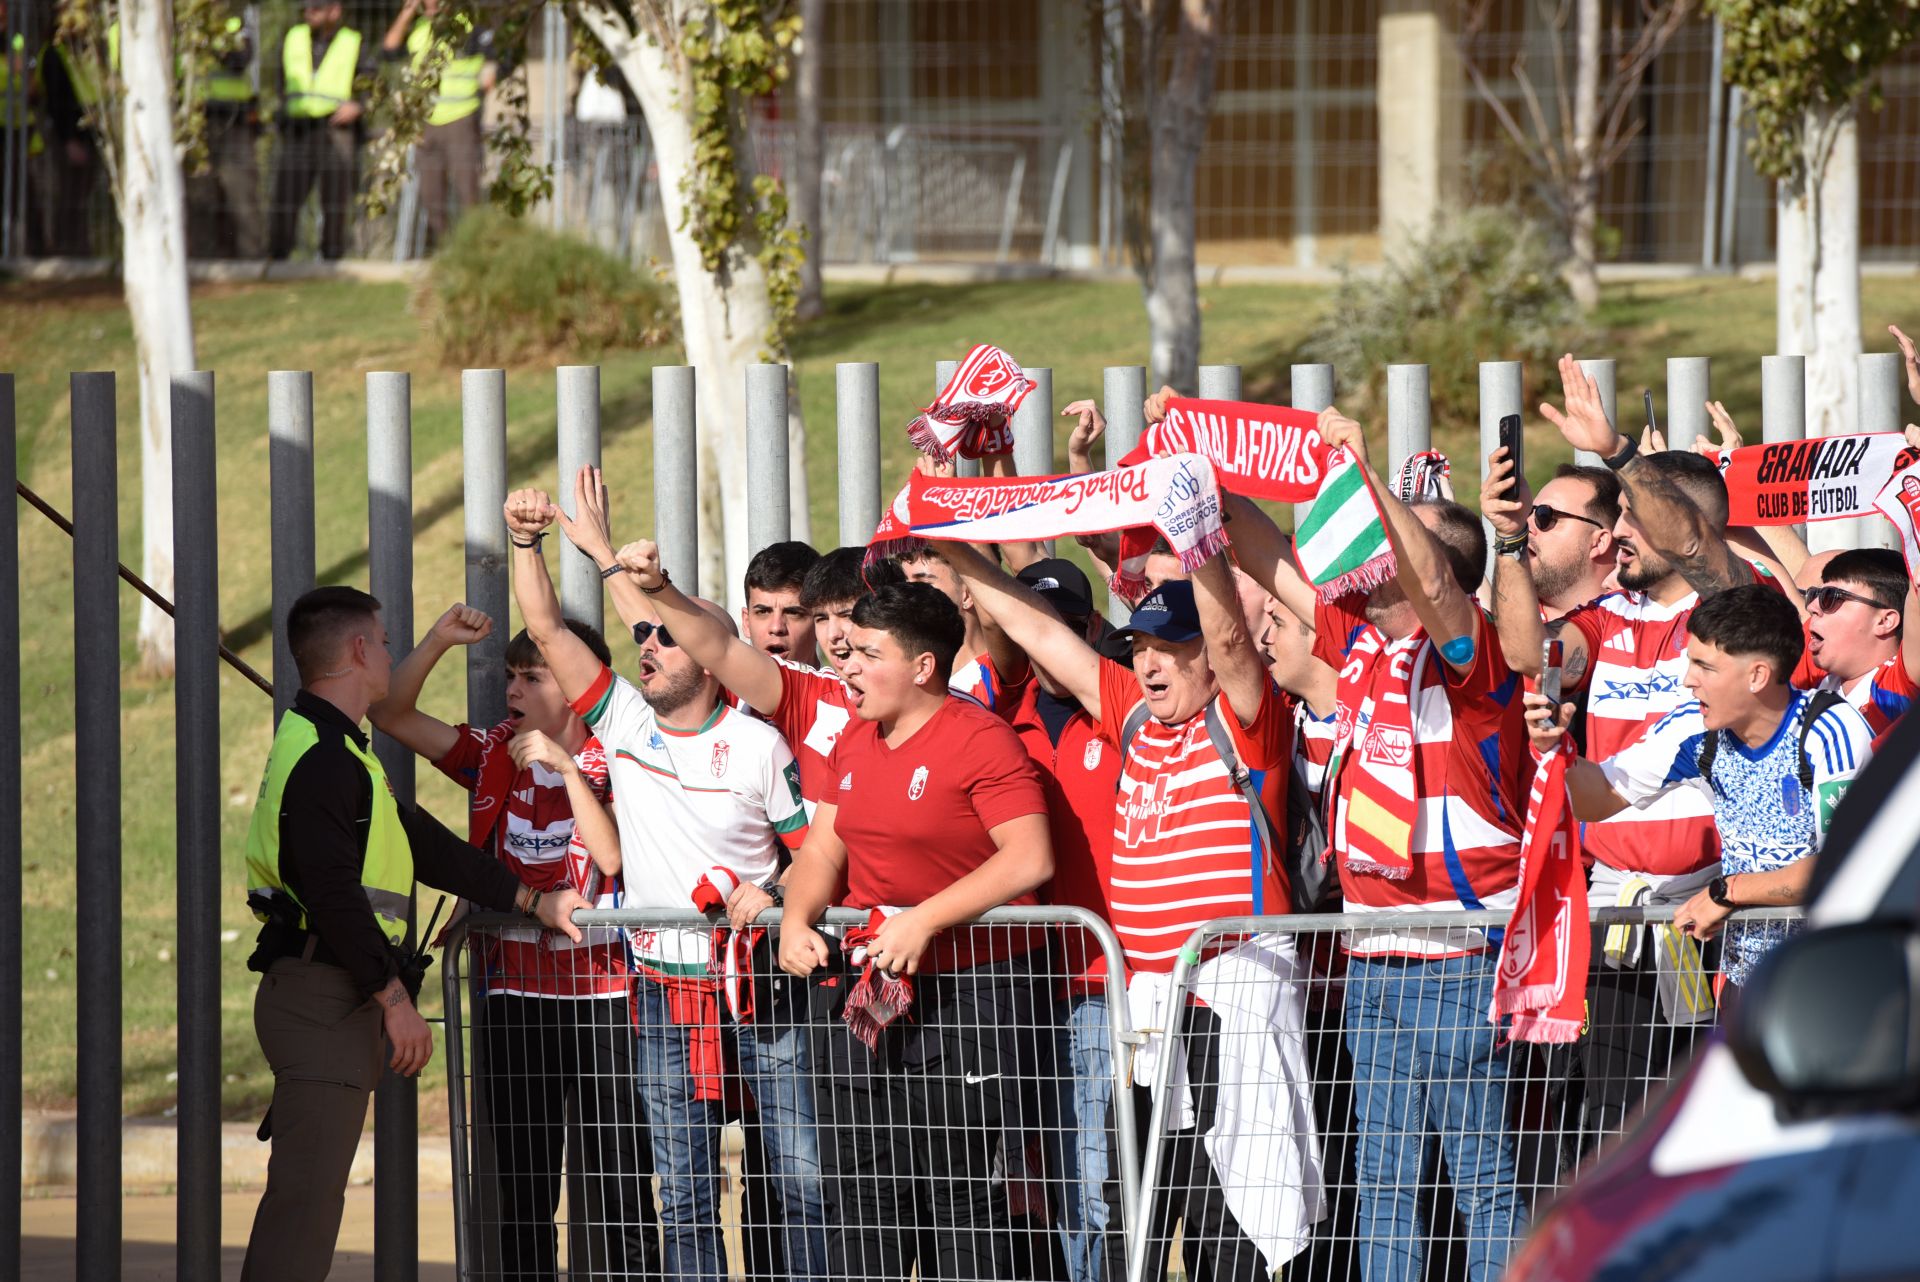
[1114,580,1203,643]
[1017,558,1096,621]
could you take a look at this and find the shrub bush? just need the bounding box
[1301,205,1583,436]
[417,208,674,367]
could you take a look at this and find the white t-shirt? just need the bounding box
[572,665,808,975]
[1598,691,1874,984]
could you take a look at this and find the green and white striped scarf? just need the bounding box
[1295,452,1396,600]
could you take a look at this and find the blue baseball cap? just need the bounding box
[1115,580,1202,643]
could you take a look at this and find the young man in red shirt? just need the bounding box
[368,602,657,1279]
[742,540,822,663]
[773,582,1054,1281]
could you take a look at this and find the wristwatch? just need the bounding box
[1707,875,1735,909]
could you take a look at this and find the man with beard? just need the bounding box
[1481,456,1620,619]
[1490,354,1775,1146]
[506,489,829,1282]
[1790,548,1919,744]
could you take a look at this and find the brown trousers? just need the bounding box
[414,112,483,251]
[188,109,264,259]
[240,957,386,1282]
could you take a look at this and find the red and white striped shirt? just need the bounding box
[1560,589,1720,877]
[1331,626,1527,958]
[1096,660,1292,973]
[768,657,857,811]
[435,723,628,999]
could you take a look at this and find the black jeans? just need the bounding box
[810,951,1047,1282]
[1579,927,1715,1155]
[1101,1004,1266,1282]
[479,993,661,1281]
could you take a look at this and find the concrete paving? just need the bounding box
[22,1188,461,1281]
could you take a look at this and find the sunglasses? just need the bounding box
[630,621,678,649]
[1528,504,1605,534]
[1803,585,1901,615]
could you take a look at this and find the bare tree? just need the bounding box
[790,0,825,321]
[1452,0,1693,310]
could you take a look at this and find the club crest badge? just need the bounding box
[711,742,730,777]
[908,765,929,801]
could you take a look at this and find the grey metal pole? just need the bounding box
[1197,364,1242,402]
[747,363,793,553]
[1291,363,1335,531]
[556,366,605,633]
[1103,365,1147,622]
[836,362,882,547]
[268,371,317,720]
[72,372,122,1282]
[368,370,419,1282]
[171,373,221,1282]
[0,375,20,1282]
[1575,358,1618,466]
[1857,353,1903,549]
[463,369,510,729]
[653,366,699,597]
[1666,357,1711,452]
[1386,364,1431,477]
[1013,366,1055,476]
[1762,355,1807,444]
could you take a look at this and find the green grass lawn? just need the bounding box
[3,270,1915,1123]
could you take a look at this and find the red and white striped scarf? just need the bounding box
[691,867,762,1023]
[907,345,1035,463]
[1704,432,1918,525]
[1328,631,1426,879]
[842,907,913,1053]
[1491,740,1590,1043]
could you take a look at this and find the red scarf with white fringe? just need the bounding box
[1491,740,1590,1044]
[691,866,763,1024]
[842,908,913,1053]
[1118,398,1331,500]
[907,345,1034,463]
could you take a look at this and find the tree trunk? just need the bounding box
[118,0,195,675]
[581,6,810,608]
[791,0,826,322]
[1565,0,1601,311]
[1143,0,1219,392]
[1805,104,1864,553]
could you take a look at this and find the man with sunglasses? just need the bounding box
[1481,455,1620,620]
[1792,549,1920,744]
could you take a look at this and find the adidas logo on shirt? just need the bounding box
[839,772,854,791]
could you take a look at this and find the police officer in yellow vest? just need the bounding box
[268,0,369,260]
[188,10,264,259]
[382,0,495,250]
[240,586,586,1282]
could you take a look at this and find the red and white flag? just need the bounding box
[1491,741,1590,1044]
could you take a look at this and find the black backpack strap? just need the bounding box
[1200,700,1283,914]
[1695,721,1721,794]
[1795,689,1848,792]
[1119,700,1153,760]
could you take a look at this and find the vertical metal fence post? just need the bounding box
[268,371,317,720]
[1102,365,1147,622]
[463,369,511,728]
[171,373,221,1282]
[1666,356,1710,452]
[1479,362,1524,573]
[836,362,882,547]
[370,370,419,1282]
[1013,366,1055,476]
[0,375,20,1282]
[1576,358,1618,467]
[556,365,605,633]
[1857,353,1903,550]
[1762,355,1807,444]
[653,366,700,597]
[72,372,121,1282]
[748,363,793,554]
[1197,363,1242,402]
[1291,363,1335,531]
[1386,364,1431,477]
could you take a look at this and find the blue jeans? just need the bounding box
[1343,951,1524,1282]
[632,979,829,1282]
[1047,993,1116,1282]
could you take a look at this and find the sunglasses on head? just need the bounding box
[630,621,678,648]
[1803,585,1901,615]
[1528,504,1605,534]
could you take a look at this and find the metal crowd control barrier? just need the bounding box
[1126,905,1806,1282]
[440,905,1142,1282]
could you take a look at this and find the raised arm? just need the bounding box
[936,541,1106,718]
[381,0,419,53]
[1523,692,1630,820]
[368,603,491,762]
[1320,409,1481,674]
[611,538,785,715]
[550,464,659,638]
[1222,491,1316,625]
[1480,444,1565,681]
[1542,354,1745,597]
[1193,551,1270,728]
[506,489,607,706]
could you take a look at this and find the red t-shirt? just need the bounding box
[768,657,858,809]
[436,722,628,999]
[1007,680,1123,992]
[828,696,1048,970]
[1096,659,1293,974]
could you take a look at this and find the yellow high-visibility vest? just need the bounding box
[282,23,361,120]
[405,19,483,126]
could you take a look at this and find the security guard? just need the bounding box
[239,585,587,1282]
[382,0,495,250]
[268,0,367,260]
[187,10,264,258]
